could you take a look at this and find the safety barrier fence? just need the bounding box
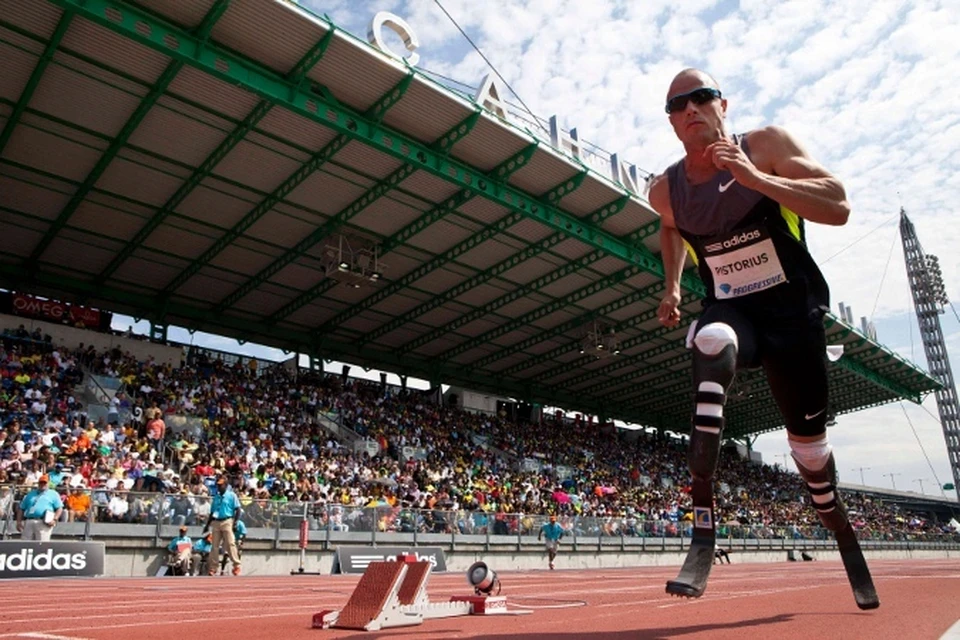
[3,487,958,553]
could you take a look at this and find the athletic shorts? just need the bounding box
[693,301,829,438]
[545,540,559,553]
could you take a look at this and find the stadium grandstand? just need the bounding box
[0,0,957,583]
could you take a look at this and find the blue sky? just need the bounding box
[126,0,960,497]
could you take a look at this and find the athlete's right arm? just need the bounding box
[649,175,684,327]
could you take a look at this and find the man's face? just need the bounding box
[666,73,726,148]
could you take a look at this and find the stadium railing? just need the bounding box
[2,486,958,553]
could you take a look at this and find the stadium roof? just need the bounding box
[0,0,941,439]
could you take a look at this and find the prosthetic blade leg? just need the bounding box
[666,324,737,598]
[794,453,879,610]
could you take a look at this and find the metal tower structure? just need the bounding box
[900,208,960,498]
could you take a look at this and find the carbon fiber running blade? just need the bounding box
[665,537,715,598]
[836,524,880,610]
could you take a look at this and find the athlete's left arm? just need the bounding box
[746,126,850,226]
[707,126,850,225]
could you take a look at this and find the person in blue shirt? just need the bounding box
[203,476,242,576]
[16,475,63,541]
[191,531,214,576]
[538,515,564,570]
[166,525,193,575]
[167,526,192,552]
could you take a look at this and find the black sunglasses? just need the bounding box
[665,87,722,114]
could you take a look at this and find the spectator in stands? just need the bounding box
[169,488,194,526]
[1,333,955,552]
[65,486,92,522]
[17,474,63,541]
[106,489,129,522]
[145,408,165,447]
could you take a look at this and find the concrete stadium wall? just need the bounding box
[101,543,959,578]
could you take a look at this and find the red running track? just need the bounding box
[0,559,957,639]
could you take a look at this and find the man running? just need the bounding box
[538,515,564,570]
[648,68,878,609]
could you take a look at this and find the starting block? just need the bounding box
[313,557,526,631]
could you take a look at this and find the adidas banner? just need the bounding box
[333,546,446,574]
[0,541,105,579]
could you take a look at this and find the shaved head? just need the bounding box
[667,68,720,101]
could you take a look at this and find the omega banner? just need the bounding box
[0,541,106,579]
[332,546,446,574]
[0,292,112,331]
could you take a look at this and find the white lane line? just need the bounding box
[0,602,341,626]
[9,634,92,640]
[0,592,341,615]
[940,619,960,640]
[0,607,325,637]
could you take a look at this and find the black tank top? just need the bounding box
[665,133,829,317]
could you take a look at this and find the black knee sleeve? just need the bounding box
[688,343,737,482]
[692,342,737,391]
[793,452,849,532]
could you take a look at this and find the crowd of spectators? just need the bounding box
[1,323,957,544]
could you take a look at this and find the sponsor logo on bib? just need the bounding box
[702,224,786,299]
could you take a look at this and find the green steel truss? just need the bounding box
[394,199,646,356]
[48,0,703,297]
[174,73,413,306]
[0,0,935,440]
[97,26,338,285]
[0,12,74,156]
[266,111,485,325]
[26,0,231,268]
[355,170,594,349]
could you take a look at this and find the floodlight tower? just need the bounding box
[900,208,960,499]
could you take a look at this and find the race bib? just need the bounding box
[703,223,786,299]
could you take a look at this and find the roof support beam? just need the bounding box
[267,111,492,325]
[166,73,412,301]
[26,0,231,268]
[529,315,693,383]
[497,289,697,380]
[356,172,593,348]
[824,313,933,386]
[98,26,338,285]
[834,356,923,403]
[602,352,694,403]
[0,10,74,156]
[52,0,703,297]
[534,315,697,392]
[438,269,659,366]
[213,158,417,313]
[393,195,632,355]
